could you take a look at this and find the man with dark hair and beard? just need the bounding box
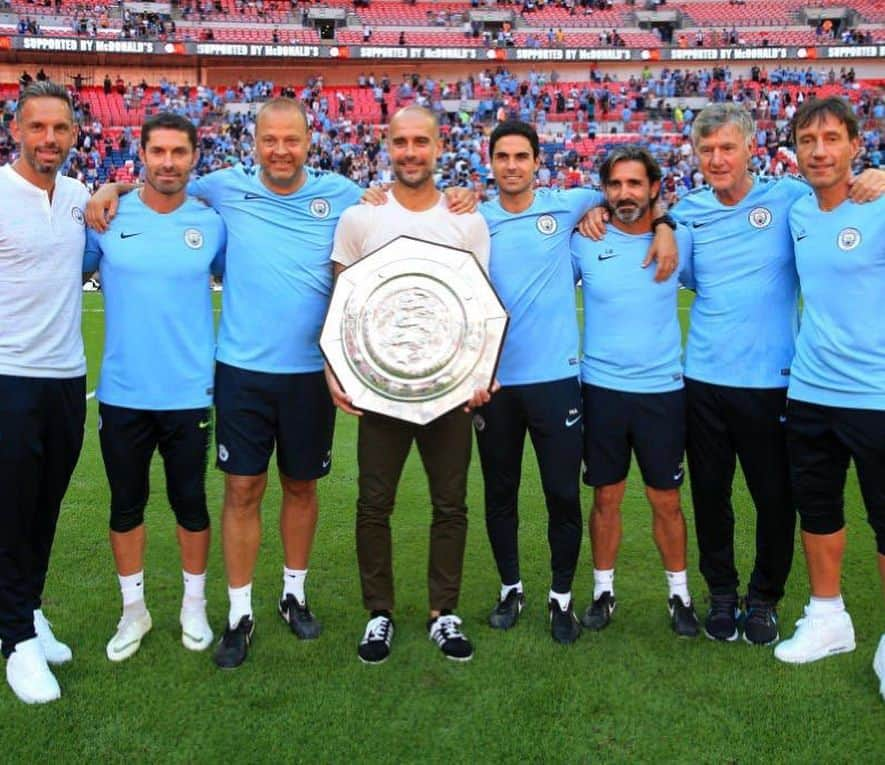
[571,146,700,638]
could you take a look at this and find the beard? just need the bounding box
[393,161,434,188]
[24,147,63,176]
[611,200,648,224]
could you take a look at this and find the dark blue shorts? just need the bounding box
[582,384,686,489]
[214,362,335,480]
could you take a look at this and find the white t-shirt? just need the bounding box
[331,190,490,272]
[0,165,89,377]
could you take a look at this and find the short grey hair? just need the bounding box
[691,103,755,147]
[15,80,75,122]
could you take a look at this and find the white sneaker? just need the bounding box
[106,609,152,662]
[34,609,72,665]
[874,633,885,702]
[6,638,61,704]
[180,603,213,652]
[774,607,855,664]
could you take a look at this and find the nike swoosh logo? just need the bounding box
[198,421,210,429]
[673,470,685,481]
[597,254,618,261]
[691,221,709,228]
[322,458,331,468]
[244,193,263,200]
[796,234,808,241]
[112,639,139,653]
[565,415,582,427]
[182,631,206,644]
[120,232,142,239]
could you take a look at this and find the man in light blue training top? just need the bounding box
[189,99,364,667]
[669,104,884,646]
[84,112,226,663]
[476,120,677,644]
[774,98,885,703]
[572,145,700,638]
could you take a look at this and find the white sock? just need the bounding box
[182,570,207,609]
[283,567,307,605]
[808,595,845,616]
[501,580,523,600]
[228,583,253,629]
[119,571,145,611]
[593,568,614,600]
[665,569,690,604]
[549,589,571,611]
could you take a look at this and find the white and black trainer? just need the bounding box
[428,612,473,662]
[358,612,394,664]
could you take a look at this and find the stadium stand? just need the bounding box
[4,0,885,46]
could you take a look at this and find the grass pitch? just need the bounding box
[2,291,883,763]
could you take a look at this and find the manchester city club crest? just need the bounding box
[71,206,84,225]
[536,214,558,235]
[184,228,204,249]
[748,207,772,229]
[837,227,861,251]
[310,198,331,219]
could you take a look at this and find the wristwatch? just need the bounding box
[651,214,677,230]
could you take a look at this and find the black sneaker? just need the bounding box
[358,612,394,664]
[704,594,741,642]
[213,615,254,670]
[743,598,779,646]
[581,592,616,631]
[549,599,581,644]
[668,595,700,637]
[488,588,524,630]
[278,594,322,640]
[428,612,474,662]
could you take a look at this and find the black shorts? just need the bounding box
[98,403,211,533]
[582,384,685,489]
[786,398,885,551]
[214,362,335,479]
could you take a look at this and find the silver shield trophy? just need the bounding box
[321,235,509,425]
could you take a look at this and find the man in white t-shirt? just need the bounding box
[0,82,88,705]
[328,106,491,664]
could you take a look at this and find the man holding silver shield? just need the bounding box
[327,106,491,664]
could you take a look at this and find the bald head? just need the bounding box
[256,97,309,133]
[389,105,439,140]
[254,96,310,195]
[387,105,441,191]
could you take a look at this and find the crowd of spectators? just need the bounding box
[1,67,882,205]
